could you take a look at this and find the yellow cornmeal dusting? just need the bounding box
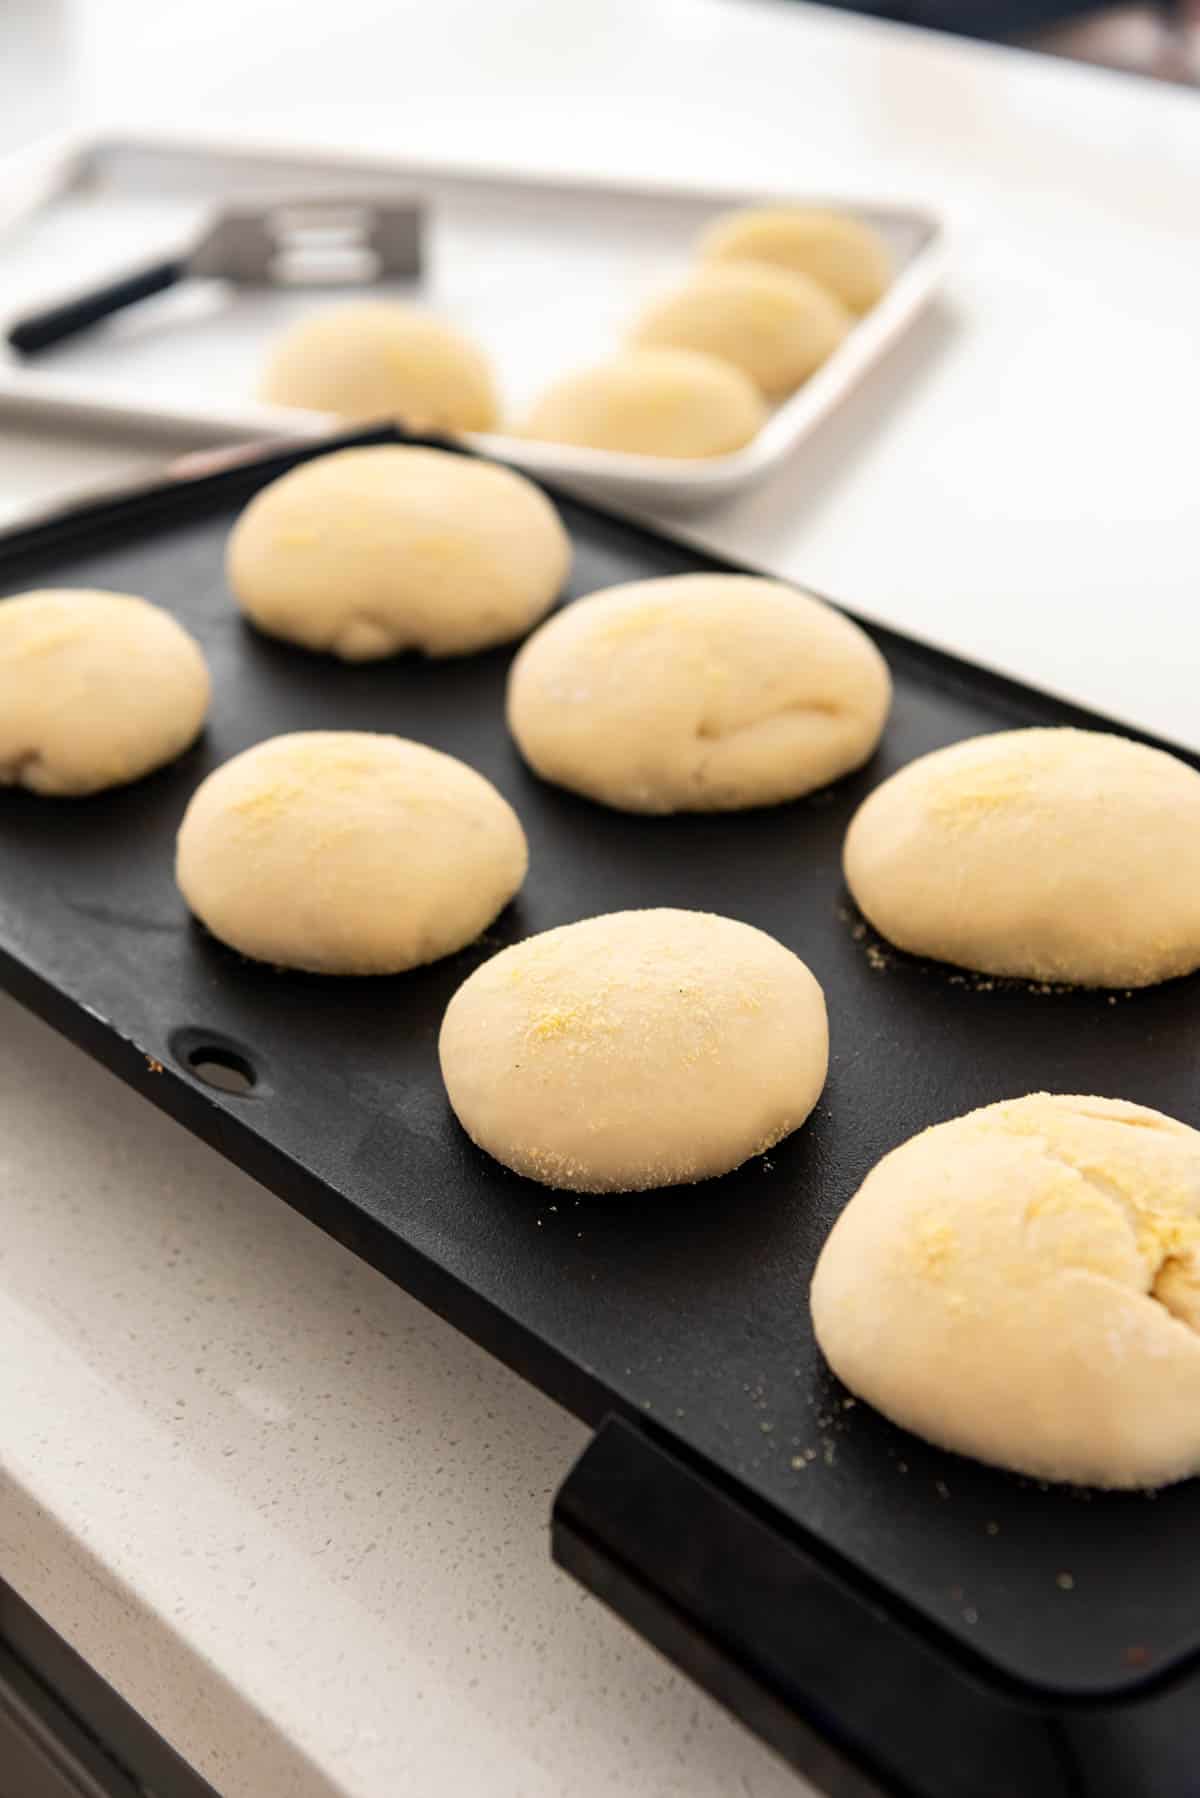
[922,732,1116,830]
[510,962,765,1065]
[515,1148,689,1194]
[525,1005,588,1043]
[1023,1180,1140,1280]
[230,765,442,822]
[592,603,674,648]
[912,1220,958,1281]
[230,783,301,821]
[521,996,721,1058]
[926,761,1039,827]
[1136,1215,1200,1262]
[966,1098,1200,1314]
[3,620,90,659]
[502,1110,798,1195]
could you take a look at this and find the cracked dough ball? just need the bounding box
[259,301,498,431]
[507,573,891,813]
[521,349,765,459]
[176,731,527,974]
[699,207,892,314]
[630,262,850,396]
[439,908,828,1192]
[227,445,570,661]
[812,1093,1200,1488]
[844,728,1200,988]
[0,588,209,796]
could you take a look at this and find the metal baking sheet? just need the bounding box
[1,429,1198,1713]
[0,130,945,509]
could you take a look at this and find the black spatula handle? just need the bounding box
[6,256,187,356]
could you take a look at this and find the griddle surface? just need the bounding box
[2,435,1197,1701]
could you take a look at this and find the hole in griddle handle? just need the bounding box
[169,1029,261,1096]
[187,1046,256,1094]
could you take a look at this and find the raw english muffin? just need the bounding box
[439,908,828,1192]
[521,349,765,459]
[811,1093,1200,1489]
[0,587,210,796]
[259,301,499,431]
[507,573,891,813]
[226,445,571,661]
[630,262,850,396]
[175,731,527,974]
[843,727,1200,988]
[699,206,892,314]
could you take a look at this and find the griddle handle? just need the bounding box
[554,1416,901,1796]
[553,1417,1082,1798]
[7,257,188,356]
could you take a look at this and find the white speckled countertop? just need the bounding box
[2,3,1199,1795]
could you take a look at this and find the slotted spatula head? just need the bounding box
[188,194,424,285]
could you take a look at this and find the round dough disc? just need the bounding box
[259,301,499,431]
[176,732,527,974]
[844,728,1200,988]
[812,1092,1200,1488]
[507,573,891,813]
[699,207,892,314]
[0,588,210,796]
[439,908,828,1192]
[521,349,765,459]
[227,445,571,661]
[630,262,849,396]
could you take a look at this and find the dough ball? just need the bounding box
[176,731,527,974]
[508,573,890,813]
[439,908,828,1192]
[0,588,209,796]
[259,301,498,431]
[699,207,892,314]
[812,1093,1200,1489]
[630,263,850,397]
[521,349,765,459]
[844,728,1200,988]
[227,445,571,661]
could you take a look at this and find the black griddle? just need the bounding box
[2,427,1198,1798]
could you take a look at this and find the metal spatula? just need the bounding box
[6,194,424,357]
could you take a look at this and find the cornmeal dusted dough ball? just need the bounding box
[812,1093,1200,1488]
[227,446,570,661]
[176,732,527,974]
[259,301,498,431]
[699,207,892,314]
[0,588,209,796]
[521,349,765,459]
[845,728,1200,988]
[630,262,849,397]
[508,574,890,814]
[439,908,828,1193]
